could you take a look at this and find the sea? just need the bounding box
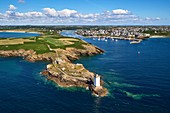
[0,31,170,113]
[0,32,40,38]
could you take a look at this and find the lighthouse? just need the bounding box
[94,74,100,87]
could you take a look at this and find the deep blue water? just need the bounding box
[0,31,170,113]
[0,32,40,38]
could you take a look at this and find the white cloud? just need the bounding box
[0,7,161,25]
[112,9,130,15]
[18,0,24,3]
[43,8,78,17]
[145,17,161,21]
[43,8,58,16]
[9,5,17,10]
[15,12,24,17]
[58,9,77,17]
[145,17,151,20]
[25,12,44,17]
[156,17,160,20]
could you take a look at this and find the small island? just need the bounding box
[0,28,108,97]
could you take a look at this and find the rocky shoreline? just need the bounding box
[0,44,108,97]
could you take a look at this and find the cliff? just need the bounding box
[0,44,108,97]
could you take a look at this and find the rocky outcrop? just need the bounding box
[41,60,108,97]
[0,44,108,97]
[0,49,53,62]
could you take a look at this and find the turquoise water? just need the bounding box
[0,32,40,38]
[0,31,170,113]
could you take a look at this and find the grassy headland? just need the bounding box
[0,32,87,54]
[0,28,107,97]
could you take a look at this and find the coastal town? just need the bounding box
[75,26,170,39]
[1,25,169,44]
[1,25,170,38]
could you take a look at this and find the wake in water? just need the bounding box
[119,90,160,100]
[103,69,160,100]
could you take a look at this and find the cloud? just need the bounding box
[112,9,130,15]
[58,9,77,17]
[25,12,44,18]
[18,0,24,3]
[43,8,78,17]
[9,5,17,10]
[0,7,161,25]
[145,17,161,21]
[156,17,161,20]
[43,8,58,16]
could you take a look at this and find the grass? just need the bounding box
[0,38,35,45]
[0,33,88,54]
[44,38,64,47]
[0,41,50,54]
[66,41,86,49]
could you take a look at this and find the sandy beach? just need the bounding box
[150,36,170,38]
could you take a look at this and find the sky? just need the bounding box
[0,0,169,25]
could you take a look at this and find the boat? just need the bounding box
[130,40,142,44]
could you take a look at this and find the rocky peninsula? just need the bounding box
[0,31,108,97]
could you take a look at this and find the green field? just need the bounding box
[0,34,87,54]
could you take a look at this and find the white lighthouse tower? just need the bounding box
[94,74,100,87]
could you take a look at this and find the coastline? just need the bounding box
[0,30,43,35]
[0,31,108,97]
[150,35,170,38]
[81,35,124,39]
[75,32,148,41]
[83,35,170,39]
